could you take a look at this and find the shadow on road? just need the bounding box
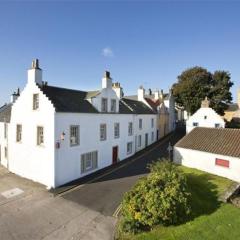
[59,126,186,216]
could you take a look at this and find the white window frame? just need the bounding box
[151,118,154,128]
[111,99,117,112]
[114,123,120,138]
[151,131,154,142]
[138,135,142,147]
[4,123,7,139]
[101,98,108,112]
[128,122,133,136]
[70,125,80,146]
[37,126,44,146]
[193,122,198,127]
[16,124,22,142]
[127,142,133,155]
[33,94,39,110]
[4,147,7,159]
[81,151,98,173]
[139,119,143,130]
[100,124,107,141]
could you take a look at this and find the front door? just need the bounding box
[112,146,118,164]
[145,133,148,147]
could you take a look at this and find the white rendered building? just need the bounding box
[174,127,240,183]
[186,97,225,133]
[0,60,176,189]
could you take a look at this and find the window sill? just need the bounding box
[70,144,80,147]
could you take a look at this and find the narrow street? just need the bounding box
[61,127,185,216]
[0,128,185,240]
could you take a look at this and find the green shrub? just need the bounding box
[120,160,191,233]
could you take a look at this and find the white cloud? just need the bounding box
[102,47,114,58]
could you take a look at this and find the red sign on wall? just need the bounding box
[215,158,230,168]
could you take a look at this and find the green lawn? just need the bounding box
[118,166,240,240]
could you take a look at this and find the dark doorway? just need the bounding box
[112,146,118,164]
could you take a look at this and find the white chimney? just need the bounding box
[138,86,145,101]
[238,88,240,109]
[112,82,123,99]
[154,90,160,100]
[102,71,112,89]
[10,88,20,103]
[28,59,42,86]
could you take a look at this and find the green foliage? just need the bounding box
[173,67,233,115]
[120,161,191,234]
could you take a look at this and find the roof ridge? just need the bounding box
[41,84,89,93]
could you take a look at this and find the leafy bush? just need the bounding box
[120,160,191,233]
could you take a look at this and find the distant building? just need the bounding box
[0,59,176,189]
[174,127,240,182]
[186,97,225,133]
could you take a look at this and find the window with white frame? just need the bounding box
[16,124,22,142]
[127,142,133,155]
[33,94,39,110]
[138,135,142,147]
[101,98,108,112]
[81,151,98,173]
[4,123,7,139]
[70,125,79,146]
[215,123,220,128]
[151,118,154,128]
[128,122,133,136]
[37,126,44,146]
[151,131,154,142]
[139,119,143,130]
[100,124,107,141]
[114,123,120,138]
[193,122,198,127]
[111,99,117,112]
[4,147,7,159]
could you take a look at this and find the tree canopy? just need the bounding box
[172,67,233,115]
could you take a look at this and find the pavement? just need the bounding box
[0,128,185,240]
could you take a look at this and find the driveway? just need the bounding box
[0,128,184,240]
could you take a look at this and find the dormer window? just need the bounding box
[101,98,108,112]
[111,99,117,112]
[33,94,39,110]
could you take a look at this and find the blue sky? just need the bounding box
[0,1,240,106]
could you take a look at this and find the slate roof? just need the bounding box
[40,85,155,115]
[0,104,12,123]
[175,127,240,158]
[121,98,156,114]
[40,85,98,113]
[124,93,169,101]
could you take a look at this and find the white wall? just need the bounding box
[186,107,225,133]
[0,122,9,168]
[54,113,157,187]
[8,81,56,188]
[91,88,119,113]
[174,147,240,182]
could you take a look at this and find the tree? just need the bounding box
[120,161,191,233]
[209,71,233,115]
[172,67,233,115]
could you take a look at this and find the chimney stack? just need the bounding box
[28,59,43,86]
[138,85,145,101]
[238,88,240,109]
[10,88,20,103]
[102,70,112,89]
[201,97,210,108]
[112,82,123,98]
